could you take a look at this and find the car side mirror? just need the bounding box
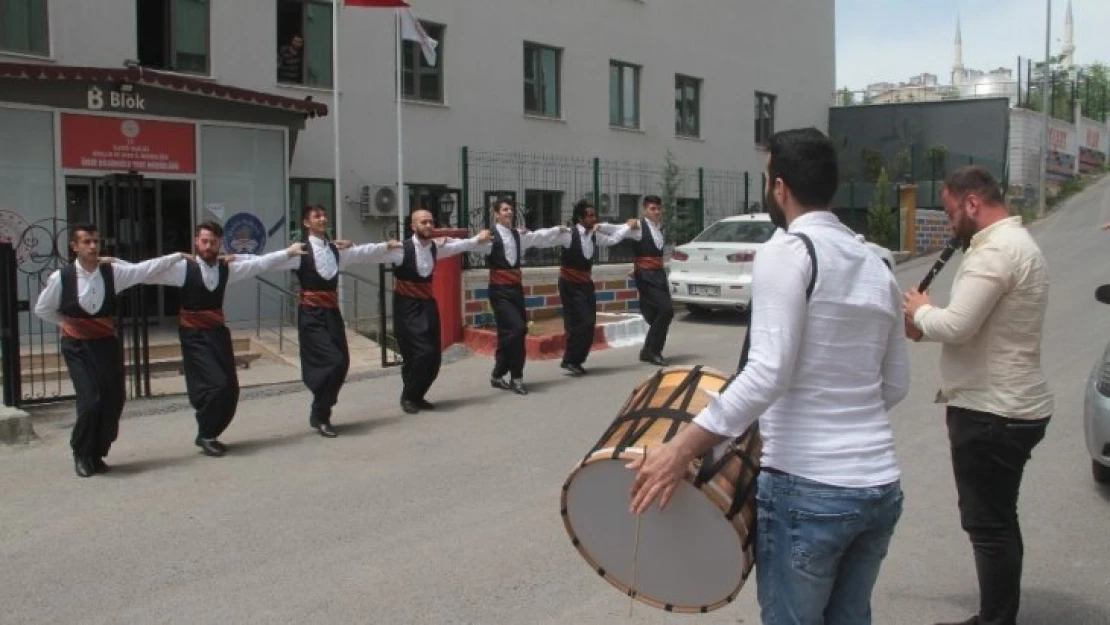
[1096,284,1110,305]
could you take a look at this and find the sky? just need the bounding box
[836,0,1110,91]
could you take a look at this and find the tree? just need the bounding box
[1024,59,1109,122]
[660,150,691,246]
[867,168,900,250]
[839,87,855,106]
[861,148,884,183]
[924,145,948,180]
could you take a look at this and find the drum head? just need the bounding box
[562,451,747,612]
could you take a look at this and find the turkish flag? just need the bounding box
[345,0,409,6]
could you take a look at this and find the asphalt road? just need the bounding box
[2,178,1109,624]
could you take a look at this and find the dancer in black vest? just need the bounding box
[556,199,639,376]
[626,195,674,366]
[149,221,306,456]
[386,209,490,414]
[275,205,401,437]
[475,197,566,395]
[34,223,187,477]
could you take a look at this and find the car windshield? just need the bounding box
[692,221,775,244]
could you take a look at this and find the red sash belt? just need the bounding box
[61,316,116,340]
[559,266,593,284]
[634,256,665,271]
[299,290,339,309]
[394,279,434,299]
[489,268,523,286]
[179,309,226,330]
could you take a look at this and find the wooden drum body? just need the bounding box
[561,365,761,613]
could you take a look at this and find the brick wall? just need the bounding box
[915,209,949,254]
[463,265,641,327]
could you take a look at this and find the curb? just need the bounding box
[462,313,647,360]
[0,405,37,445]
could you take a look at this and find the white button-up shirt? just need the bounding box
[559,223,634,258]
[34,253,185,326]
[913,216,1053,420]
[273,237,396,274]
[480,224,565,264]
[385,235,485,276]
[627,218,664,249]
[149,250,292,290]
[692,211,910,488]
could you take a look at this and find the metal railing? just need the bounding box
[338,270,380,337]
[255,276,297,353]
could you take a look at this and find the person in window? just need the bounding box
[277,34,304,83]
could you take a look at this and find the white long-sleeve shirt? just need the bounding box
[386,235,484,277]
[272,237,396,275]
[558,224,634,258]
[691,211,910,488]
[146,250,292,290]
[475,225,564,263]
[913,216,1053,420]
[626,218,664,248]
[34,253,185,327]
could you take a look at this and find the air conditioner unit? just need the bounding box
[359,185,398,219]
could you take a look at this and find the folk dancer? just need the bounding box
[34,223,188,478]
[475,197,568,395]
[557,199,639,376]
[277,205,401,438]
[146,221,307,457]
[626,195,674,366]
[386,209,491,414]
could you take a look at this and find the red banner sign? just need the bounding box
[61,113,196,174]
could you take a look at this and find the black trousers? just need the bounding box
[634,268,673,357]
[61,337,125,459]
[180,326,240,440]
[298,306,350,425]
[394,293,441,402]
[488,283,527,380]
[558,278,596,366]
[947,406,1049,625]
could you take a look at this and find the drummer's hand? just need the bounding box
[628,443,687,515]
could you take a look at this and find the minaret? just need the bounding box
[951,17,965,86]
[1061,0,1075,70]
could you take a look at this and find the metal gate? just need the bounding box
[0,174,154,407]
[377,263,402,368]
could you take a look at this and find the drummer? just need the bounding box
[629,128,910,622]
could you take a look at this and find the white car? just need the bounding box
[667,214,895,314]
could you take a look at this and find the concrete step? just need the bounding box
[16,336,253,370]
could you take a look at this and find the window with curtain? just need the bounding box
[402,21,443,102]
[675,74,701,137]
[1,0,49,55]
[755,91,776,145]
[276,0,333,88]
[609,61,640,129]
[136,0,209,74]
[524,43,561,117]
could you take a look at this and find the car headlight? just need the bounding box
[1099,345,1110,397]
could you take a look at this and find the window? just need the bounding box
[276,0,333,88]
[0,0,48,55]
[675,75,701,137]
[290,178,335,239]
[136,0,209,74]
[617,194,640,221]
[692,220,776,244]
[609,61,640,128]
[522,190,563,263]
[402,21,443,102]
[524,43,561,117]
[755,91,776,145]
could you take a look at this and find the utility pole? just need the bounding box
[1037,0,1052,218]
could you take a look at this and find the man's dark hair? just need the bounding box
[302,204,326,221]
[195,220,224,238]
[944,165,1004,204]
[572,199,594,225]
[70,222,97,243]
[764,128,839,209]
[642,195,662,207]
[493,195,515,212]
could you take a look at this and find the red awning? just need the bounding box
[0,62,329,118]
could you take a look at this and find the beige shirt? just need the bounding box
[913,216,1054,420]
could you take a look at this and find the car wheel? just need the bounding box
[1093,460,1110,484]
[686,304,712,316]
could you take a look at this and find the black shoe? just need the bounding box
[400,399,420,414]
[639,352,668,366]
[74,456,94,478]
[934,618,978,625]
[490,376,511,390]
[314,423,339,438]
[561,362,587,376]
[92,458,110,474]
[509,379,529,395]
[195,437,226,457]
[414,398,436,410]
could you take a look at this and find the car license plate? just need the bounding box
[688,284,720,297]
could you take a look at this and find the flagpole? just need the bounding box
[395,8,405,241]
[332,1,343,239]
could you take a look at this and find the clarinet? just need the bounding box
[916,238,960,293]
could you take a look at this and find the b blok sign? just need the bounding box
[61,113,196,174]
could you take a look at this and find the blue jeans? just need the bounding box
[755,470,904,625]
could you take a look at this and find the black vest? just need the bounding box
[59,263,116,318]
[295,239,340,291]
[393,239,437,283]
[180,261,229,311]
[633,218,664,257]
[489,227,522,270]
[560,226,595,271]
